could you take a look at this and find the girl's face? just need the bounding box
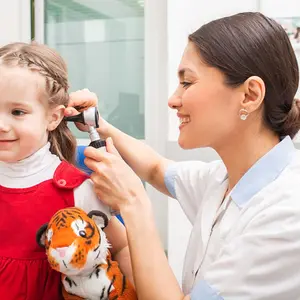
[168,42,246,150]
[0,67,60,162]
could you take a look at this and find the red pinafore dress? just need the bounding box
[0,161,88,300]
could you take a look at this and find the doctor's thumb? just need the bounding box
[106,137,121,158]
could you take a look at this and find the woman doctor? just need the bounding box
[66,12,300,300]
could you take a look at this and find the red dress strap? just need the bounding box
[53,161,89,189]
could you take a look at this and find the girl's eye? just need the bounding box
[180,81,192,89]
[12,110,26,116]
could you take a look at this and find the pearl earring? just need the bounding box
[239,108,249,121]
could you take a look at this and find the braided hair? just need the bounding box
[0,42,76,164]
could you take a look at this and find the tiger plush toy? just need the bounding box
[36,207,137,300]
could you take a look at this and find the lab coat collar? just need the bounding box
[229,136,296,208]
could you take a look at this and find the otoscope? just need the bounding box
[64,107,119,215]
[64,106,106,149]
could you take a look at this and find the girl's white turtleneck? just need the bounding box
[0,142,110,217]
[0,143,60,188]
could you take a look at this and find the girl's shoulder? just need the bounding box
[53,161,89,190]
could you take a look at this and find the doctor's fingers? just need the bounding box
[84,158,112,180]
[84,148,115,167]
[68,89,98,110]
[90,170,127,207]
[90,167,111,185]
[93,183,116,208]
[64,106,80,117]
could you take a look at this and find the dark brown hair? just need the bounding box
[189,12,300,138]
[0,42,76,164]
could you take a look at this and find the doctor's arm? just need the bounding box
[112,192,192,300]
[84,143,190,300]
[99,120,174,196]
[66,89,173,196]
[103,216,134,285]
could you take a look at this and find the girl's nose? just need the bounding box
[0,120,10,132]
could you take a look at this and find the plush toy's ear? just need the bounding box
[87,210,109,230]
[36,223,49,248]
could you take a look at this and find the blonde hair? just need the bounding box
[0,42,76,164]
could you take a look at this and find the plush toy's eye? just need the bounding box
[79,230,86,238]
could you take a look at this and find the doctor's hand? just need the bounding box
[84,138,149,212]
[64,88,108,134]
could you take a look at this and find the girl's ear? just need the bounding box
[87,210,109,230]
[47,105,65,131]
[36,223,49,248]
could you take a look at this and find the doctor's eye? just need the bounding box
[180,81,192,89]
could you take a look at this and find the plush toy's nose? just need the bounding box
[56,247,68,258]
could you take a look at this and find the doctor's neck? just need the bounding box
[216,126,280,193]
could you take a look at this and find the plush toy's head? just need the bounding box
[36,207,110,276]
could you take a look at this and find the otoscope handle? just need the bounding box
[88,139,120,217]
[89,139,106,149]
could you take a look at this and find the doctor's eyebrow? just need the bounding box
[178,68,194,78]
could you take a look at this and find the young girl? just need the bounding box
[0,42,131,300]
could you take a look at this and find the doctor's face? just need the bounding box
[168,42,244,150]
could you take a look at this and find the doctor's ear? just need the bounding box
[47,105,65,131]
[240,76,265,113]
[87,211,109,230]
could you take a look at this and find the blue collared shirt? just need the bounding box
[165,136,300,299]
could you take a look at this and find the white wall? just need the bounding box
[144,0,169,251]
[0,0,31,46]
[259,0,300,18]
[259,0,300,100]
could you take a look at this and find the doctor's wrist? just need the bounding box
[120,193,152,220]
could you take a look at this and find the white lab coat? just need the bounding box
[165,136,300,300]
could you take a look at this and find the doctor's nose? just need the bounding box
[168,92,182,110]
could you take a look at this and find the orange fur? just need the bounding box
[38,207,137,300]
[104,253,138,300]
[44,208,101,272]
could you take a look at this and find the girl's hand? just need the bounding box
[84,138,149,212]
